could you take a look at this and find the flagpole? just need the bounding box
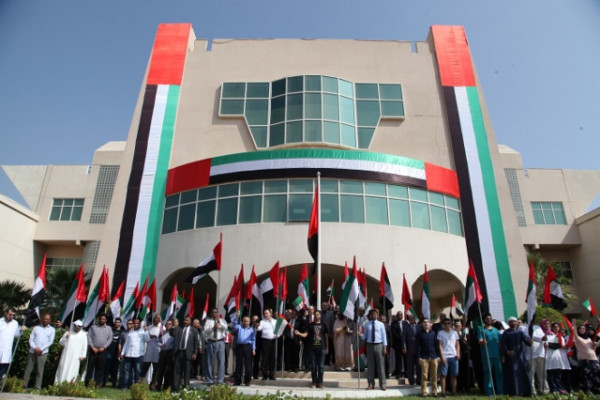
[316,172,321,309]
[477,301,496,398]
[217,233,223,315]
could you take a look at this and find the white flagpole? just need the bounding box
[316,172,322,309]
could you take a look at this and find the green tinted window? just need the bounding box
[341,124,356,147]
[263,195,286,222]
[430,205,447,233]
[264,180,287,193]
[321,180,338,193]
[323,77,338,93]
[196,200,216,228]
[250,126,267,148]
[341,195,364,223]
[379,84,402,100]
[340,180,363,194]
[321,194,339,222]
[323,94,339,121]
[448,210,463,236]
[239,196,262,224]
[270,97,285,123]
[389,199,410,227]
[305,93,322,119]
[339,96,355,124]
[288,194,312,221]
[217,198,238,225]
[355,83,378,99]
[339,80,354,97]
[240,181,262,195]
[162,208,178,233]
[357,128,375,149]
[287,76,303,93]
[272,79,286,97]
[356,100,380,126]
[286,121,303,143]
[305,75,321,91]
[323,121,340,144]
[198,186,217,200]
[287,94,303,120]
[222,82,245,98]
[180,190,197,204]
[246,100,268,125]
[221,100,244,115]
[410,187,428,202]
[247,82,269,98]
[366,196,388,224]
[270,124,284,146]
[381,101,404,117]
[178,203,196,231]
[365,182,386,196]
[219,183,239,197]
[305,120,322,142]
[411,202,430,229]
[165,194,179,208]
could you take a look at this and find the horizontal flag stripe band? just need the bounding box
[210,168,426,190]
[210,158,425,180]
[166,150,459,197]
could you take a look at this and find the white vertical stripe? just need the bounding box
[454,87,504,319]
[125,85,169,304]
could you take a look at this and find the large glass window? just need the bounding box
[220,76,404,149]
[531,202,567,225]
[162,179,462,237]
[49,198,84,221]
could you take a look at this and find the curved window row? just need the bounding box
[162,179,463,236]
[219,75,404,149]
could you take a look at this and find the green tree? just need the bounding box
[527,253,577,310]
[0,280,31,315]
[42,268,79,319]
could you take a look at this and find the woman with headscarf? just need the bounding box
[544,322,567,394]
[570,319,600,394]
[333,312,354,371]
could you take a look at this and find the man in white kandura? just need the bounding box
[55,319,88,383]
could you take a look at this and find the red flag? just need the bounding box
[402,274,412,308]
[187,287,195,318]
[75,263,88,303]
[269,261,281,297]
[147,279,157,312]
[343,261,349,283]
[98,266,110,303]
[201,292,210,321]
[544,264,567,309]
[307,184,319,274]
[170,283,178,303]
[136,276,149,310]
[246,265,257,301]
[237,263,245,297]
[111,280,125,303]
[279,266,288,300]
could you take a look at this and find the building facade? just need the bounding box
[2,24,599,321]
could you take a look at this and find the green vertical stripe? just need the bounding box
[466,86,516,318]
[141,85,180,282]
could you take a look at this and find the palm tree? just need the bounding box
[0,280,31,313]
[527,252,577,310]
[42,267,79,319]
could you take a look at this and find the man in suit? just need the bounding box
[390,311,404,379]
[172,317,200,392]
[402,313,421,385]
[284,309,305,372]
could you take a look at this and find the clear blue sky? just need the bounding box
[1,1,599,207]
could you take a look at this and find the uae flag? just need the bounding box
[526,260,537,328]
[260,261,280,310]
[307,184,319,275]
[109,280,125,322]
[82,266,110,328]
[201,292,210,321]
[163,283,179,322]
[353,344,368,369]
[297,264,310,310]
[379,262,394,309]
[175,291,189,322]
[121,281,139,320]
[185,287,195,319]
[464,260,483,322]
[582,297,597,317]
[292,296,304,311]
[246,265,262,314]
[59,263,87,326]
[339,260,360,319]
[543,264,567,310]
[450,294,464,319]
[402,273,416,319]
[420,265,431,320]
[185,236,222,284]
[274,313,291,337]
[278,266,288,314]
[139,279,157,320]
[25,254,48,327]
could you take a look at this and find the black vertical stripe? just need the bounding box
[442,86,489,314]
[112,85,157,296]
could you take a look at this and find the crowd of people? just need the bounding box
[1,304,600,396]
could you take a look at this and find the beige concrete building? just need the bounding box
[2,24,599,321]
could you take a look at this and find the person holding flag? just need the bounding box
[0,307,22,383]
[295,309,329,389]
[477,313,504,396]
[230,313,256,386]
[569,318,600,394]
[203,308,228,385]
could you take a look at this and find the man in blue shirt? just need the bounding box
[415,318,440,397]
[361,309,388,390]
[231,314,256,386]
[23,313,55,390]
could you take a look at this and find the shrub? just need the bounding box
[41,380,98,398]
[10,327,65,388]
[129,382,152,400]
[1,376,25,393]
